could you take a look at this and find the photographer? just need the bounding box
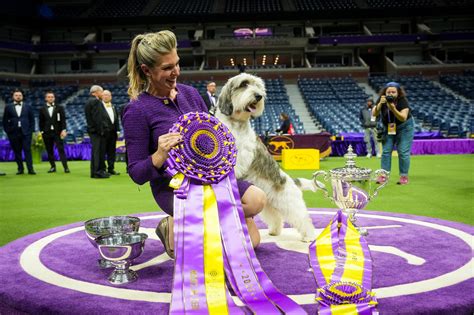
[372,82,414,185]
[359,99,380,158]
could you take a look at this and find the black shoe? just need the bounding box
[28,170,36,175]
[47,167,56,173]
[16,170,24,175]
[0,172,6,176]
[93,171,110,178]
[108,170,120,175]
[64,168,70,173]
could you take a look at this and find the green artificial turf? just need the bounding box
[0,154,473,246]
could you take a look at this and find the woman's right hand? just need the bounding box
[152,132,183,168]
[380,95,387,104]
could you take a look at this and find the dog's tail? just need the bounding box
[293,178,323,192]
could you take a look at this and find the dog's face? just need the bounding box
[217,73,266,121]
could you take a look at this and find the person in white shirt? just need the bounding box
[100,90,120,175]
[2,89,36,175]
[200,81,217,115]
[39,91,70,173]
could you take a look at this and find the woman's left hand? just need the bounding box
[387,101,396,112]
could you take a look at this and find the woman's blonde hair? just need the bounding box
[127,30,177,99]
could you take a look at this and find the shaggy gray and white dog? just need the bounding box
[215,73,316,241]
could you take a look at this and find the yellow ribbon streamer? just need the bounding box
[340,221,365,284]
[315,220,336,283]
[203,185,229,314]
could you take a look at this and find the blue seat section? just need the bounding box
[298,77,370,135]
[366,0,435,9]
[439,70,474,100]
[225,0,282,13]
[293,0,358,11]
[251,78,305,135]
[89,0,148,18]
[369,75,472,137]
[152,0,214,16]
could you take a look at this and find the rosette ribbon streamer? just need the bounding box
[309,210,378,315]
[165,112,306,315]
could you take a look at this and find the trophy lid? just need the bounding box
[329,145,372,180]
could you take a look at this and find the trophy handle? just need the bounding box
[371,169,390,198]
[312,170,331,200]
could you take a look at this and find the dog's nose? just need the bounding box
[255,93,262,101]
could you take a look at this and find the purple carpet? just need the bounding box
[0,209,473,314]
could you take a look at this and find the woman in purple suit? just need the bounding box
[123,30,266,258]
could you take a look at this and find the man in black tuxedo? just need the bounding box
[84,85,109,179]
[100,90,120,175]
[200,81,217,115]
[2,89,36,175]
[39,91,70,173]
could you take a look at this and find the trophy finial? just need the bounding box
[344,145,357,167]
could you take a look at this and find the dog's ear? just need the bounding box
[217,81,233,116]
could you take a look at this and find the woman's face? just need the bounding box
[385,87,398,97]
[144,48,180,93]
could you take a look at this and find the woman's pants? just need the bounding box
[381,118,414,176]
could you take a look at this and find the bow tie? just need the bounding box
[104,102,112,108]
[15,103,21,106]
[47,104,55,108]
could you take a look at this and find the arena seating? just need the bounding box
[298,76,372,135]
[293,0,358,11]
[89,0,148,18]
[439,70,474,100]
[366,0,436,9]
[152,0,214,16]
[369,75,472,137]
[225,0,282,13]
[251,78,304,135]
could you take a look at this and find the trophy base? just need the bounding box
[356,226,369,236]
[98,258,114,269]
[345,210,369,236]
[108,269,138,285]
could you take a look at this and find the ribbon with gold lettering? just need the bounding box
[166,112,306,314]
[309,210,377,315]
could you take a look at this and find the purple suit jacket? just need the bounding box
[123,84,208,214]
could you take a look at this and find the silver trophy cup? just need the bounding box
[312,145,389,235]
[84,216,140,268]
[96,232,148,285]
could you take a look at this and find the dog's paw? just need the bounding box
[268,225,282,236]
[300,235,314,242]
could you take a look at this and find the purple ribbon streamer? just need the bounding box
[216,172,307,314]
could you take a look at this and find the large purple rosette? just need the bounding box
[166,112,306,314]
[167,112,237,186]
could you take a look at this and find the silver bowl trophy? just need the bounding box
[84,216,141,269]
[312,145,389,235]
[96,232,148,285]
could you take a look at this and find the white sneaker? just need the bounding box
[376,153,381,158]
[366,153,372,158]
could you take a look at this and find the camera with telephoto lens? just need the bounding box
[385,95,395,102]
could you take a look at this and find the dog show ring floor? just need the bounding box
[0,208,472,314]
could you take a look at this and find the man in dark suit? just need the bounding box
[200,81,217,115]
[100,90,120,175]
[2,89,36,175]
[39,91,70,173]
[84,85,109,179]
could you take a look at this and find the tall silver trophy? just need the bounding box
[312,145,389,235]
